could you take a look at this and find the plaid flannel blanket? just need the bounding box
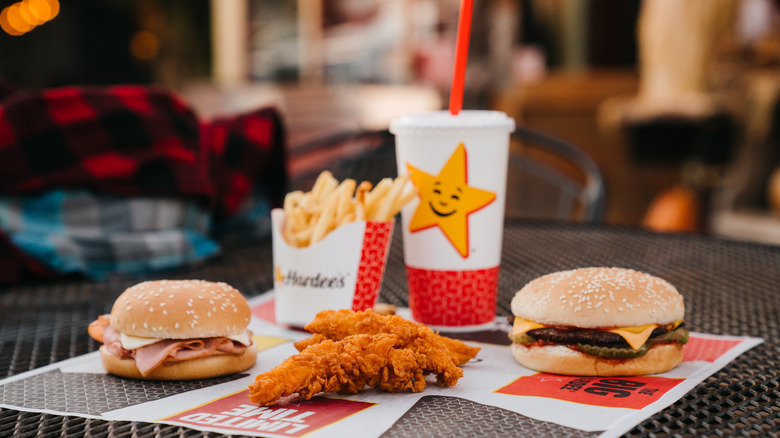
[0,84,287,284]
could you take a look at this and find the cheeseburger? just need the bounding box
[509,267,688,376]
[88,280,257,380]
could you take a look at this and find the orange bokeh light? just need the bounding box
[24,0,50,24]
[0,9,24,36]
[6,4,35,33]
[1,0,59,36]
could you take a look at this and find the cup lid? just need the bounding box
[390,110,515,133]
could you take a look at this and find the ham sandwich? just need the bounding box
[89,315,251,377]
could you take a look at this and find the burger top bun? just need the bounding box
[511,267,684,328]
[110,280,252,339]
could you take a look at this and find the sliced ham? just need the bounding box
[88,314,250,377]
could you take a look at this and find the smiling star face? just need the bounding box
[406,143,496,258]
[428,181,462,217]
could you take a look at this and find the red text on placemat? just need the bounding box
[683,335,742,363]
[496,374,684,409]
[163,389,374,436]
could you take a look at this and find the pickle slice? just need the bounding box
[576,342,651,359]
[652,327,689,344]
[508,333,535,344]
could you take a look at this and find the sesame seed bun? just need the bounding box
[110,280,252,339]
[99,343,258,380]
[511,267,684,328]
[511,342,684,376]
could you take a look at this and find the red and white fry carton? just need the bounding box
[271,208,394,327]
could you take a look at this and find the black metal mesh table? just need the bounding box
[1,220,779,437]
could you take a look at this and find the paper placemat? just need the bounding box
[0,291,763,438]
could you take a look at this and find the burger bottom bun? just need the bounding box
[99,344,258,380]
[511,343,684,376]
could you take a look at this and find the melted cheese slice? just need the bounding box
[119,330,252,350]
[513,317,684,350]
[607,324,658,350]
[512,317,546,336]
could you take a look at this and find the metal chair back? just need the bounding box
[509,127,605,222]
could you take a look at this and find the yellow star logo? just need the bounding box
[407,143,496,258]
[274,266,284,283]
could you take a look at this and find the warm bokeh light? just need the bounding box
[25,0,51,24]
[44,0,59,20]
[0,9,23,36]
[130,30,161,61]
[1,0,59,36]
[17,1,39,26]
[7,4,35,33]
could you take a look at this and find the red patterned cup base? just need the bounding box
[406,266,499,326]
[351,221,394,311]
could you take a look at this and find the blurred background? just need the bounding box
[1,0,780,242]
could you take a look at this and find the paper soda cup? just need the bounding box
[390,110,515,328]
[271,208,393,327]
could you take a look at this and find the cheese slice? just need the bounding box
[120,333,162,350]
[513,317,684,350]
[512,317,546,336]
[120,330,253,350]
[607,324,658,350]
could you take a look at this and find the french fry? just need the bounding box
[338,212,356,226]
[364,178,392,219]
[390,185,418,218]
[294,227,313,247]
[280,171,416,247]
[334,179,356,223]
[372,173,410,221]
[310,171,334,201]
[312,171,338,204]
[355,181,372,204]
[355,200,366,222]
[310,197,338,245]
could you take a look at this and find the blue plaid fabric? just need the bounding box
[0,83,287,284]
[0,190,220,280]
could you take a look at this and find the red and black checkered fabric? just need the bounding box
[0,83,287,284]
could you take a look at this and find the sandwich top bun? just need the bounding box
[511,267,684,328]
[110,280,252,339]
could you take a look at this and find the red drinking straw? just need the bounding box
[449,0,474,115]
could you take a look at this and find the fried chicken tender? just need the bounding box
[294,309,480,365]
[249,334,423,406]
[249,310,480,406]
